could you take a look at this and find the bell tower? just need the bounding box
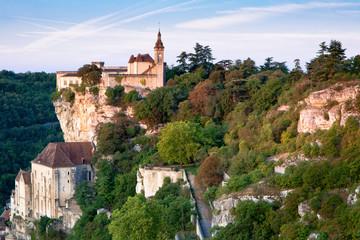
[154,30,165,87]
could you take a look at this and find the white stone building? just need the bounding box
[10,142,94,234]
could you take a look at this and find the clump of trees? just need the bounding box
[77,64,102,86]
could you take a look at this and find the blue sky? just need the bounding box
[1,0,360,72]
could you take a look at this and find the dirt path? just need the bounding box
[188,173,212,238]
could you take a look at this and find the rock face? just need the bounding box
[298,83,360,133]
[54,87,122,144]
[211,186,283,228]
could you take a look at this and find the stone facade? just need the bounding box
[136,166,186,198]
[10,142,94,237]
[56,31,165,92]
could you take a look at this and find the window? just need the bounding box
[88,171,91,181]
[68,172,69,175]
[64,80,67,85]
[67,180,70,183]
[70,80,73,85]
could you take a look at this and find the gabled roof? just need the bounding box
[15,169,31,185]
[31,142,93,168]
[128,54,154,64]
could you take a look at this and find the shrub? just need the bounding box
[323,112,329,121]
[204,186,218,202]
[51,88,62,101]
[105,85,124,105]
[62,88,75,103]
[326,100,338,110]
[89,86,99,95]
[140,78,146,86]
[196,156,223,189]
[123,90,139,104]
[355,93,360,110]
[333,85,343,91]
[115,76,123,83]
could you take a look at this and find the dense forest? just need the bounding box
[46,40,360,240]
[0,71,63,210]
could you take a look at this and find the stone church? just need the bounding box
[10,142,94,237]
[56,30,166,92]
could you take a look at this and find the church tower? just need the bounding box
[154,30,165,87]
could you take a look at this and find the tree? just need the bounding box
[187,43,215,75]
[109,195,168,240]
[77,64,102,86]
[134,86,187,128]
[157,122,202,165]
[188,79,219,117]
[196,156,222,188]
[176,51,189,73]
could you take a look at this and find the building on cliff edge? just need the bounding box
[56,30,166,92]
[10,142,94,239]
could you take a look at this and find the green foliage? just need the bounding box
[115,76,123,83]
[212,200,278,240]
[51,88,62,101]
[77,64,102,86]
[105,85,124,105]
[109,195,168,240]
[62,88,75,103]
[204,186,218,202]
[123,90,139,104]
[89,86,99,95]
[140,78,146,86]
[96,114,140,155]
[157,122,202,165]
[134,86,187,128]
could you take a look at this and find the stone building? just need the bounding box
[10,142,94,236]
[56,30,165,91]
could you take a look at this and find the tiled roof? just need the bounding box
[15,169,31,185]
[128,54,154,63]
[31,142,93,168]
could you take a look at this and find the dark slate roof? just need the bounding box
[15,169,31,185]
[31,142,93,168]
[128,54,154,63]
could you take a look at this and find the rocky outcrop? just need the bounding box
[211,185,284,228]
[347,186,360,205]
[298,83,360,133]
[54,87,122,144]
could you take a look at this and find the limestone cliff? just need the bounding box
[298,83,360,133]
[54,87,122,144]
[211,184,288,228]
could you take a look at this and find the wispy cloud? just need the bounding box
[11,16,77,25]
[176,1,360,29]
[3,0,199,53]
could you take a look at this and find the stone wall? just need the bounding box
[136,167,186,198]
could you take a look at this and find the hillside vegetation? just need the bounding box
[54,40,360,240]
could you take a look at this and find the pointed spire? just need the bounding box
[155,29,164,49]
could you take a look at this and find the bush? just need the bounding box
[89,87,99,95]
[204,186,218,202]
[323,112,329,121]
[140,78,146,86]
[51,88,62,101]
[105,85,124,105]
[196,156,223,189]
[123,90,139,104]
[62,88,75,103]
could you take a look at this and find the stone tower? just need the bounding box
[154,30,165,87]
